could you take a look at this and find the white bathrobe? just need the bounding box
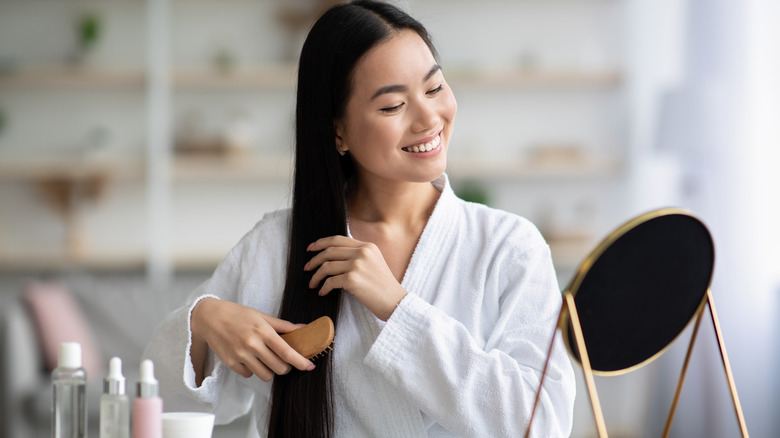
[144,174,575,437]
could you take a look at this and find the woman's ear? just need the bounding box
[334,121,348,154]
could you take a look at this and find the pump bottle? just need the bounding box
[52,342,87,438]
[132,359,163,438]
[100,357,130,438]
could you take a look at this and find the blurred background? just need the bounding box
[0,0,777,437]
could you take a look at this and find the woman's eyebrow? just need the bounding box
[370,64,442,100]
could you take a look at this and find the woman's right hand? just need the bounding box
[190,297,315,385]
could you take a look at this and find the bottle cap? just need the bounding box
[137,359,159,398]
[104,357,126,395]
[58,342,82,369]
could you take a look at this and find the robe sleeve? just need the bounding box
[142,250,267,426]
[364,239,575,438]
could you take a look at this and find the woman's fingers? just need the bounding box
[304,246,355,271]
[308,259,351,289]
[307,235,361,252]
[261,326,316,372]
[243,340,293,380]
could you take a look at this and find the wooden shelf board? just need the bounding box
[445,67,621,88]
[170,64,619,89]
[172,66,297,89]
[0,251,147,272]
[0,66,146,88]
[171,154,293,181]
[447,156,623,179]
[0,64,618,90]
[0,157,146,181]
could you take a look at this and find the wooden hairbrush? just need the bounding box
[280,316,335,360]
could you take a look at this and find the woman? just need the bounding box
[144,1,575,437]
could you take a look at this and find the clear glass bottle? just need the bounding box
[52,342,87,438]
[100,357,130,438]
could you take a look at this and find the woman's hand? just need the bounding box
[304,235,407,321]
[190,297,314,385]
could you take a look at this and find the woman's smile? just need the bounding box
[402,131,442,154]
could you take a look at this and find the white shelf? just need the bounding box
[0,250,147,272]
[171,154,292,181]
[445,67,621,88]
[0,66,146,88]
[168,64,619,90]
[172,65,297,89]
[0,156,146,181]
[447,156,623,180]
[167,154,620,182]
[0,154,619,182]
[0,64,619,90]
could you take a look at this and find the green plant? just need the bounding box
[77,12,102,51]
[455,180,491,205]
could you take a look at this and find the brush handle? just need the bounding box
[280,316,335,359]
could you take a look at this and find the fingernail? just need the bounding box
[307,364,316,371]
[306,243,314,251]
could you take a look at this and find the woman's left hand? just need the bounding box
[304,235,407,321]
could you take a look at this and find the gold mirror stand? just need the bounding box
[662,289,748,437]
[525,291,607,438]
[525,289,749,438]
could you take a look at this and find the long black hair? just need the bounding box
[268,1,437,437]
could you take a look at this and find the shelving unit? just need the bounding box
[0,0,628,280]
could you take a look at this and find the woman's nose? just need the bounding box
[410,100,438,133]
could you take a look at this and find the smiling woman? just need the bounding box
[143,2,575,437]
[335,29,455,188]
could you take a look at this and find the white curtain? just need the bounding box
[629,0,780,436]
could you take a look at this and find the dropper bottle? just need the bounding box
[132,359,163,438]
[100,357,130,438]
[52,342,87,438]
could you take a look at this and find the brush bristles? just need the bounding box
[309,342,335,361]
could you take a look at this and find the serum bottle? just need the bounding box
[52,342,87,438]
[132,359,163,438]
[100,357,130,438]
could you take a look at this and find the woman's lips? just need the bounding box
[402,132,441,153]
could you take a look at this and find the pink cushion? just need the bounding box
[23,281,104,379]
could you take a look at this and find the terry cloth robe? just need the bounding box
[143,173,576,437]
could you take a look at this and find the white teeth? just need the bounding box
[404,135,441,153]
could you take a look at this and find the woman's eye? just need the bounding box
[427,84,444,95]
[380,103,404,113]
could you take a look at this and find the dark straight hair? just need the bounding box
[268,1,437,437]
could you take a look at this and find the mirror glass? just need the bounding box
[563,210,715,374]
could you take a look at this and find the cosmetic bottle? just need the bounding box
[100,357,130,438]
[52,342,87,438]
[132,359,163,438]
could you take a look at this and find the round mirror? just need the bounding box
[562,208,715,374]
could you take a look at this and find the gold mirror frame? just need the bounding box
[560,207,710,376]
[524,208,749,438]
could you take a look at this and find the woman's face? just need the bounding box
[335,29,457,186]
